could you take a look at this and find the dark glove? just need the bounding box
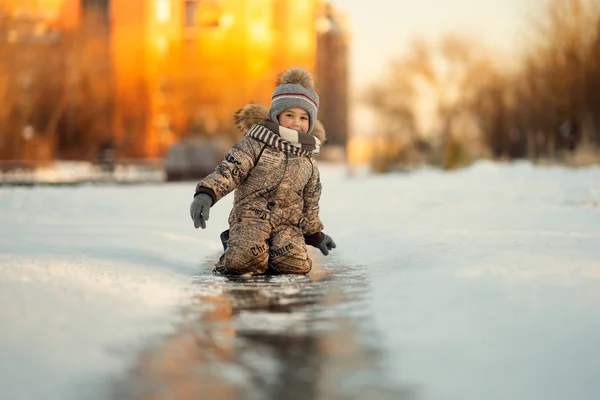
[316,234,336,256]
[190,194,212,229]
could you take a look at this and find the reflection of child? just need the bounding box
[190,68,336,275]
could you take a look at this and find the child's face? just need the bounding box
[277,108,309,133]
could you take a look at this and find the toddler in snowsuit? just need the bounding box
[190,68,336,275]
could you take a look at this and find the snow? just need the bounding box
[1,160,600,399]
[0,160,165,185]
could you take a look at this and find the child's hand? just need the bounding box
[190,194,212,229]
[317,234,337,256]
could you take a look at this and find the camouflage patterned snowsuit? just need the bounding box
[194,104,327,275]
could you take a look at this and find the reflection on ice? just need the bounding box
[113,263,417,400]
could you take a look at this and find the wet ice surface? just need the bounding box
[114,264,412,400]
[1,161,600,400]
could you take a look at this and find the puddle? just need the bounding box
[111,263,417,400]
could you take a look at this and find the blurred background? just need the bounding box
[2,3,600,399]
[0,0,599,182]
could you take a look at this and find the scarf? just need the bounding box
[246,121,321,157]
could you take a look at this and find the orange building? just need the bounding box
[0,1,67,160]
[1,0,346,159]
[83,0,321,157]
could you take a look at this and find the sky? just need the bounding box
[330,0,530,92]
[329,0,534,136]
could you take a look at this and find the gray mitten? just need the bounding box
[317,234,336,256]
[190,194,212,229]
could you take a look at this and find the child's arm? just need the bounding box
[301,160,337,255]
[194,137,263,204]
[302,159,324,239]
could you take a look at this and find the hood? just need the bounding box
[234,103,327,144]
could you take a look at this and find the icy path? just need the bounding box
[1,161,600,400]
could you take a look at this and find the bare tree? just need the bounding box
[364,0,600,172]
[364,36,494,171]
[518,0,600,156]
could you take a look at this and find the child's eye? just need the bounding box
[301,116,308,120]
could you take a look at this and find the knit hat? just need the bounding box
[269,68,319,135]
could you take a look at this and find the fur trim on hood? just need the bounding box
[234,103,327,144]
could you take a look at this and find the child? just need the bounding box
[190,68,336,275]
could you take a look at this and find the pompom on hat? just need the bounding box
[269,68,320,135]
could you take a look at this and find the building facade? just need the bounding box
[0,0,348,159]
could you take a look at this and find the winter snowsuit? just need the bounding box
[194,104,327,275]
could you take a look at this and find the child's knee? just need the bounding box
[268,252,312,275]
[268,229,312,274]
[215,245,269,275]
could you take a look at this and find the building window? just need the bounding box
[184,0,223,29]
[82,0,110,24]
[184,0,198,28]
[156,0,171,23]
